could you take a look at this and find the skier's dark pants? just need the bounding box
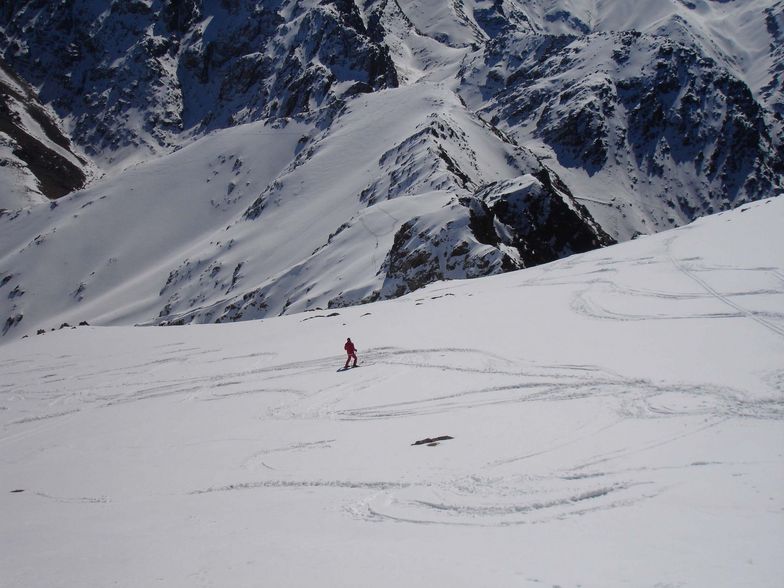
[345,352,357,368]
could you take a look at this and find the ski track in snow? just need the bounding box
[1,208,782,543]
[7,340,773,528]
[665,238,784,339]
[31,491,111,505]
[314,350,783,423]
[561,234,784,330]
[170,343,780,528]
[2,273,781,435]
[350,479,661,527]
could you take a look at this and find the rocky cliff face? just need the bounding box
[460,26,783,238]
[377,169,615,300]
[0,0,398,166]
[0,59,90,209]
[468,170,614,267]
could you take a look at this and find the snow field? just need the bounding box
[1,197,783,586]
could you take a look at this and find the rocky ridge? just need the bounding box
[0,0,782,337]
[0,59,91,209]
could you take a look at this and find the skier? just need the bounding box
[344,337,358,369]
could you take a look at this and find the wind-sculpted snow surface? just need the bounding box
[1,198,783,587]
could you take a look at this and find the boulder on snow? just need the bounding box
[412,435,454,446]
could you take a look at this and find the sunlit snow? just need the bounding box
[2,197,782,587]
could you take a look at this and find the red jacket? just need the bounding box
[345,340,356,354]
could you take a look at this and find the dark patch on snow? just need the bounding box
[412,435,454,446]
[2,313,22,335]
[301,312,340,322]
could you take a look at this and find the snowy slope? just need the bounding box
[1,83,612,338]
[459,27,782,240]
[1,0,780,195]
[1,196,782,587]
[0,0,782,337]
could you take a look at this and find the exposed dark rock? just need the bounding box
[0,1,398,156]
[468,170,615,268]
[412,435,454,446]
[0,59,88,199]
[464,30,783,219]
[164,0,202,33]
[2,313,22,335]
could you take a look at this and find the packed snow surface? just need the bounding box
[1,197,783,587]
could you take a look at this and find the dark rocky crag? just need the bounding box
[462,29,783,225]
[0,0,398,160]
[0,59,88,200]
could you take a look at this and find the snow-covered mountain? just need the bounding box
[0,0,782,337]
[1,84,611,337]
[0,59,93,209]
[2,197,783,587]
[460,27,782,238]
[0,0,399,166]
